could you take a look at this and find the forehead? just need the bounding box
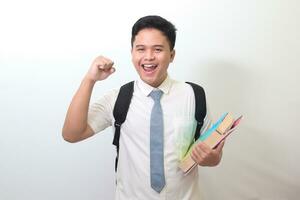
[133,28,169,46]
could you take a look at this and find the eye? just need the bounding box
[155,48,162,52]
[136,48,145,52]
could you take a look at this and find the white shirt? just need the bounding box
[88,76,211,200]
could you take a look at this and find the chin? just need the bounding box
[142,78,155,86]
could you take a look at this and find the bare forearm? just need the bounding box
[62,56,115,142]
[62,77,95,141]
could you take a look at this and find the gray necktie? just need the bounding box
[149,90,165,193]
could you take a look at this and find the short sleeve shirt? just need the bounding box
[88,76,212,200]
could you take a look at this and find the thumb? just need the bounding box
[110,67,116,73]
[215,140,225,152]
[104,67,116,78]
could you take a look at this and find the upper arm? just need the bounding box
[87,89,119,133]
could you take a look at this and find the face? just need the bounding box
[131,28,175,87]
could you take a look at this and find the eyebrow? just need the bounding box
[134,44,165,48]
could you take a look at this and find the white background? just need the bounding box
[0,0,299,199]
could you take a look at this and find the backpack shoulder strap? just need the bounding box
[186,82,207,141]
[112,81,134,146]
[112,81,134,171]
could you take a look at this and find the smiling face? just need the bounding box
[131,28,175,87]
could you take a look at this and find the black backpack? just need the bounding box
[112,81,206,171]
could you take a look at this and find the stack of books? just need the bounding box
[179,113,243,174]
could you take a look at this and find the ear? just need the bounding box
[170,49,176,62]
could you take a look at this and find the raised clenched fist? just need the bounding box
[85,56,116,82]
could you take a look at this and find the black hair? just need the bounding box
[131,15,177,50]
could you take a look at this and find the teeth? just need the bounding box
[142,64,156,68]
[142,64,157,72]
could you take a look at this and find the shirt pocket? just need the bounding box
[173,116,197,161]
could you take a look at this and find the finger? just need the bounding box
[98,62,113,70]
[110,67,116,73]
[197,142,211,154]
[96,59,106,69]
[101,56,112,63]
[95,56,113,69]
[191,149,202,163]
[98,64,105,69]
[215,140,225,153]
[194,145,206,160]
[101,57,114,67]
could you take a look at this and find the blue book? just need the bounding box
[198,112,228,142]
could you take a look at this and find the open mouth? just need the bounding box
[141,64,158,72]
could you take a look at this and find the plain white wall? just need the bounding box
[0,0,299,199]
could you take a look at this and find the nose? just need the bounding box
[144,50,155,60]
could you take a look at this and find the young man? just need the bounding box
[62,15,224,200]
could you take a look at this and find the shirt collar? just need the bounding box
[137,75,172,96]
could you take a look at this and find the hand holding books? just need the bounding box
[191,138,225,168]
[179,113,243,174]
